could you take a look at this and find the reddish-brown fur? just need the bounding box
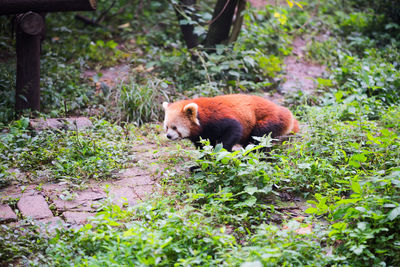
[163,94,299,150]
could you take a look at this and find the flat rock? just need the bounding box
[0,185,22,202]
[134,185,155,199]
[50,188,106,212]
[0,204,18,222]
[30,117,93,131]
[118,168,151,179]
[30,118,63,130]
[37,216,65,232]
[113,176,153,187]
[41,183,68,196]
[108,186,138,207]
[17,193,53,219]
[52,199,98,212]
[77,189,106,201]
[63,211,94,225]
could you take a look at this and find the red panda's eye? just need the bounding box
[172,126,177,130]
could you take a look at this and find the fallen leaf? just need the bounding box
[118,23,130,29]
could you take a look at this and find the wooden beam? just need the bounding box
[0,0,96,15]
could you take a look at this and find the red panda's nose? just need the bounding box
[166,134,172,139]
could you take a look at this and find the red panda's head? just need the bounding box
[162,101,200,140]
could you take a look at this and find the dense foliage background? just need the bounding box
[0,0,399,265]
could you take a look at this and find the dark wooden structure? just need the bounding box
[0,0,96,111]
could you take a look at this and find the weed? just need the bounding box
[119,79,170,126]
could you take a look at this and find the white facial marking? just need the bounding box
[163,109,191,140]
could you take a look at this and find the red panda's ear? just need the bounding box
[183,103,200,126]
[162,102,169,110]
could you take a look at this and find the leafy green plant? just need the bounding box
[381,105,400,133]
[184,137,300,227]
[40,197,237,266]
[226,221,336,266]
[307,170,400,265]
[87,40,129,68]
[0,63,16,127]
[0,222,50,265]
[333,51,400,105]
[0,118,135,188]
[1,1,400,266]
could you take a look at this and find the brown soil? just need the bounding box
[282,36,326,94]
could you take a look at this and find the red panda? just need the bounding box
[162,94,299,151]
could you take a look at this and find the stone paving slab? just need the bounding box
[51,189,106,212]
[30,117,93,131]
[0,204,18,222]
[20,187,38,197]
[134,185,155,199]
[37,216,65,232]
[83,64,131,88]
[112,168,155,189]
[77,189,107,201]
[41,183,68,196]
[0,185,22,202]
[17,193,53,219]
[2,167,158,226]
[118,168,151,179]
[53,199,97,212]
[113,176,154,187]
[108,186,138,207]
[63,211,95,225]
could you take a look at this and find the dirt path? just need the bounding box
[281,37,326,94]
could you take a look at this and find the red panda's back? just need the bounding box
[193,95,264,140]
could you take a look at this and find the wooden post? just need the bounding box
[0,0,96,112]
[15,12,44,111]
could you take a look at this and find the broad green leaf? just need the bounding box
[244,196,257,207]
[351,245,365,255]
[351,181,362,194]
[334,91,344,102]
[357,222,367,231]
[388,206,400,221]
[213,143,223,153]
[244,186,258,195]
[336,198,361,205]
[305,207,318,214]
